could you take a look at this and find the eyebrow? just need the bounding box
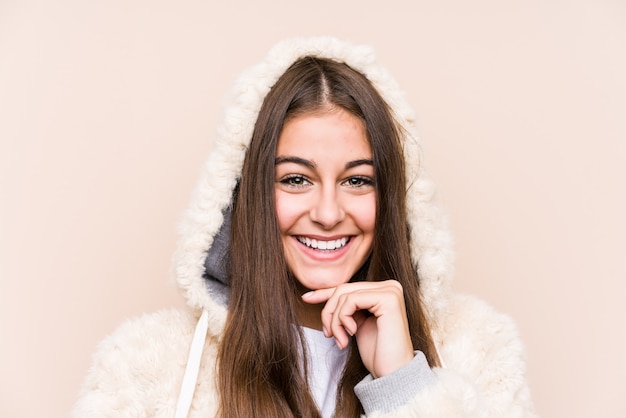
[345,159,374,169]
[275,156,373,170]
[275,156,315,169]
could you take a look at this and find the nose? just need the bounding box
[310,186,345,229]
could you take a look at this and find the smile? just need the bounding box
[296,236,350,251]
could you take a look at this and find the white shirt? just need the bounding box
[301,327,349,418]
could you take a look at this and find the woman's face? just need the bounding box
[274,109,376,291]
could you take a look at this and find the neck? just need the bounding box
[293,281,324,330]
[296,299,324,330]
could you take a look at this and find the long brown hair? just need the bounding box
[217,56,440,417]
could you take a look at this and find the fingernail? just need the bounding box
[335,338,342,350]
[302,291,314,299]
[322,326,330,338]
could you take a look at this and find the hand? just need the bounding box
[301,280,415,378]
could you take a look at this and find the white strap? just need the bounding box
[175,309,209,418]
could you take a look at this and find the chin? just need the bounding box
[296,273,352,291]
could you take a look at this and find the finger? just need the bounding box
[308,281,405,345]
[335,292,361,335]
[307,281,380,307]
[301,288,336,304]
[330,293,356,348]
[329,284,406,348]
[330,290,387,348]
[319,283,386,342]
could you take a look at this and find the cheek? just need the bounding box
[274,192,298,233]
[353,195,377,234]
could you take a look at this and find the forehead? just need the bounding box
[276,109,371,160]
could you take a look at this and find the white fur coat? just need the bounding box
[74,37,537,418]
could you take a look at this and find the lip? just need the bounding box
[291,235,354,261]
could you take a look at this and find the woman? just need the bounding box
[74,37,536,417]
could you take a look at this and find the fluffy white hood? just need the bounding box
[171,37,455,338]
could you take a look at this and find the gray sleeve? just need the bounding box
[354,351,436,415]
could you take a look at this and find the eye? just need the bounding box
[342,176,374,188]
[279,174,311,188]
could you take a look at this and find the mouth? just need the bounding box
[296,236,351,251]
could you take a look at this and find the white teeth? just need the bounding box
[297,237,348,250]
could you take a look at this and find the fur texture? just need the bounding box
[74,37,536,417]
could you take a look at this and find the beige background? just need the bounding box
[1,0,625,417]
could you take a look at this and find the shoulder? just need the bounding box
[90,308,199,367]
[437,294,526,367]
[74,308,216,418]
[102,307,198,344]
[428,294,536,417]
